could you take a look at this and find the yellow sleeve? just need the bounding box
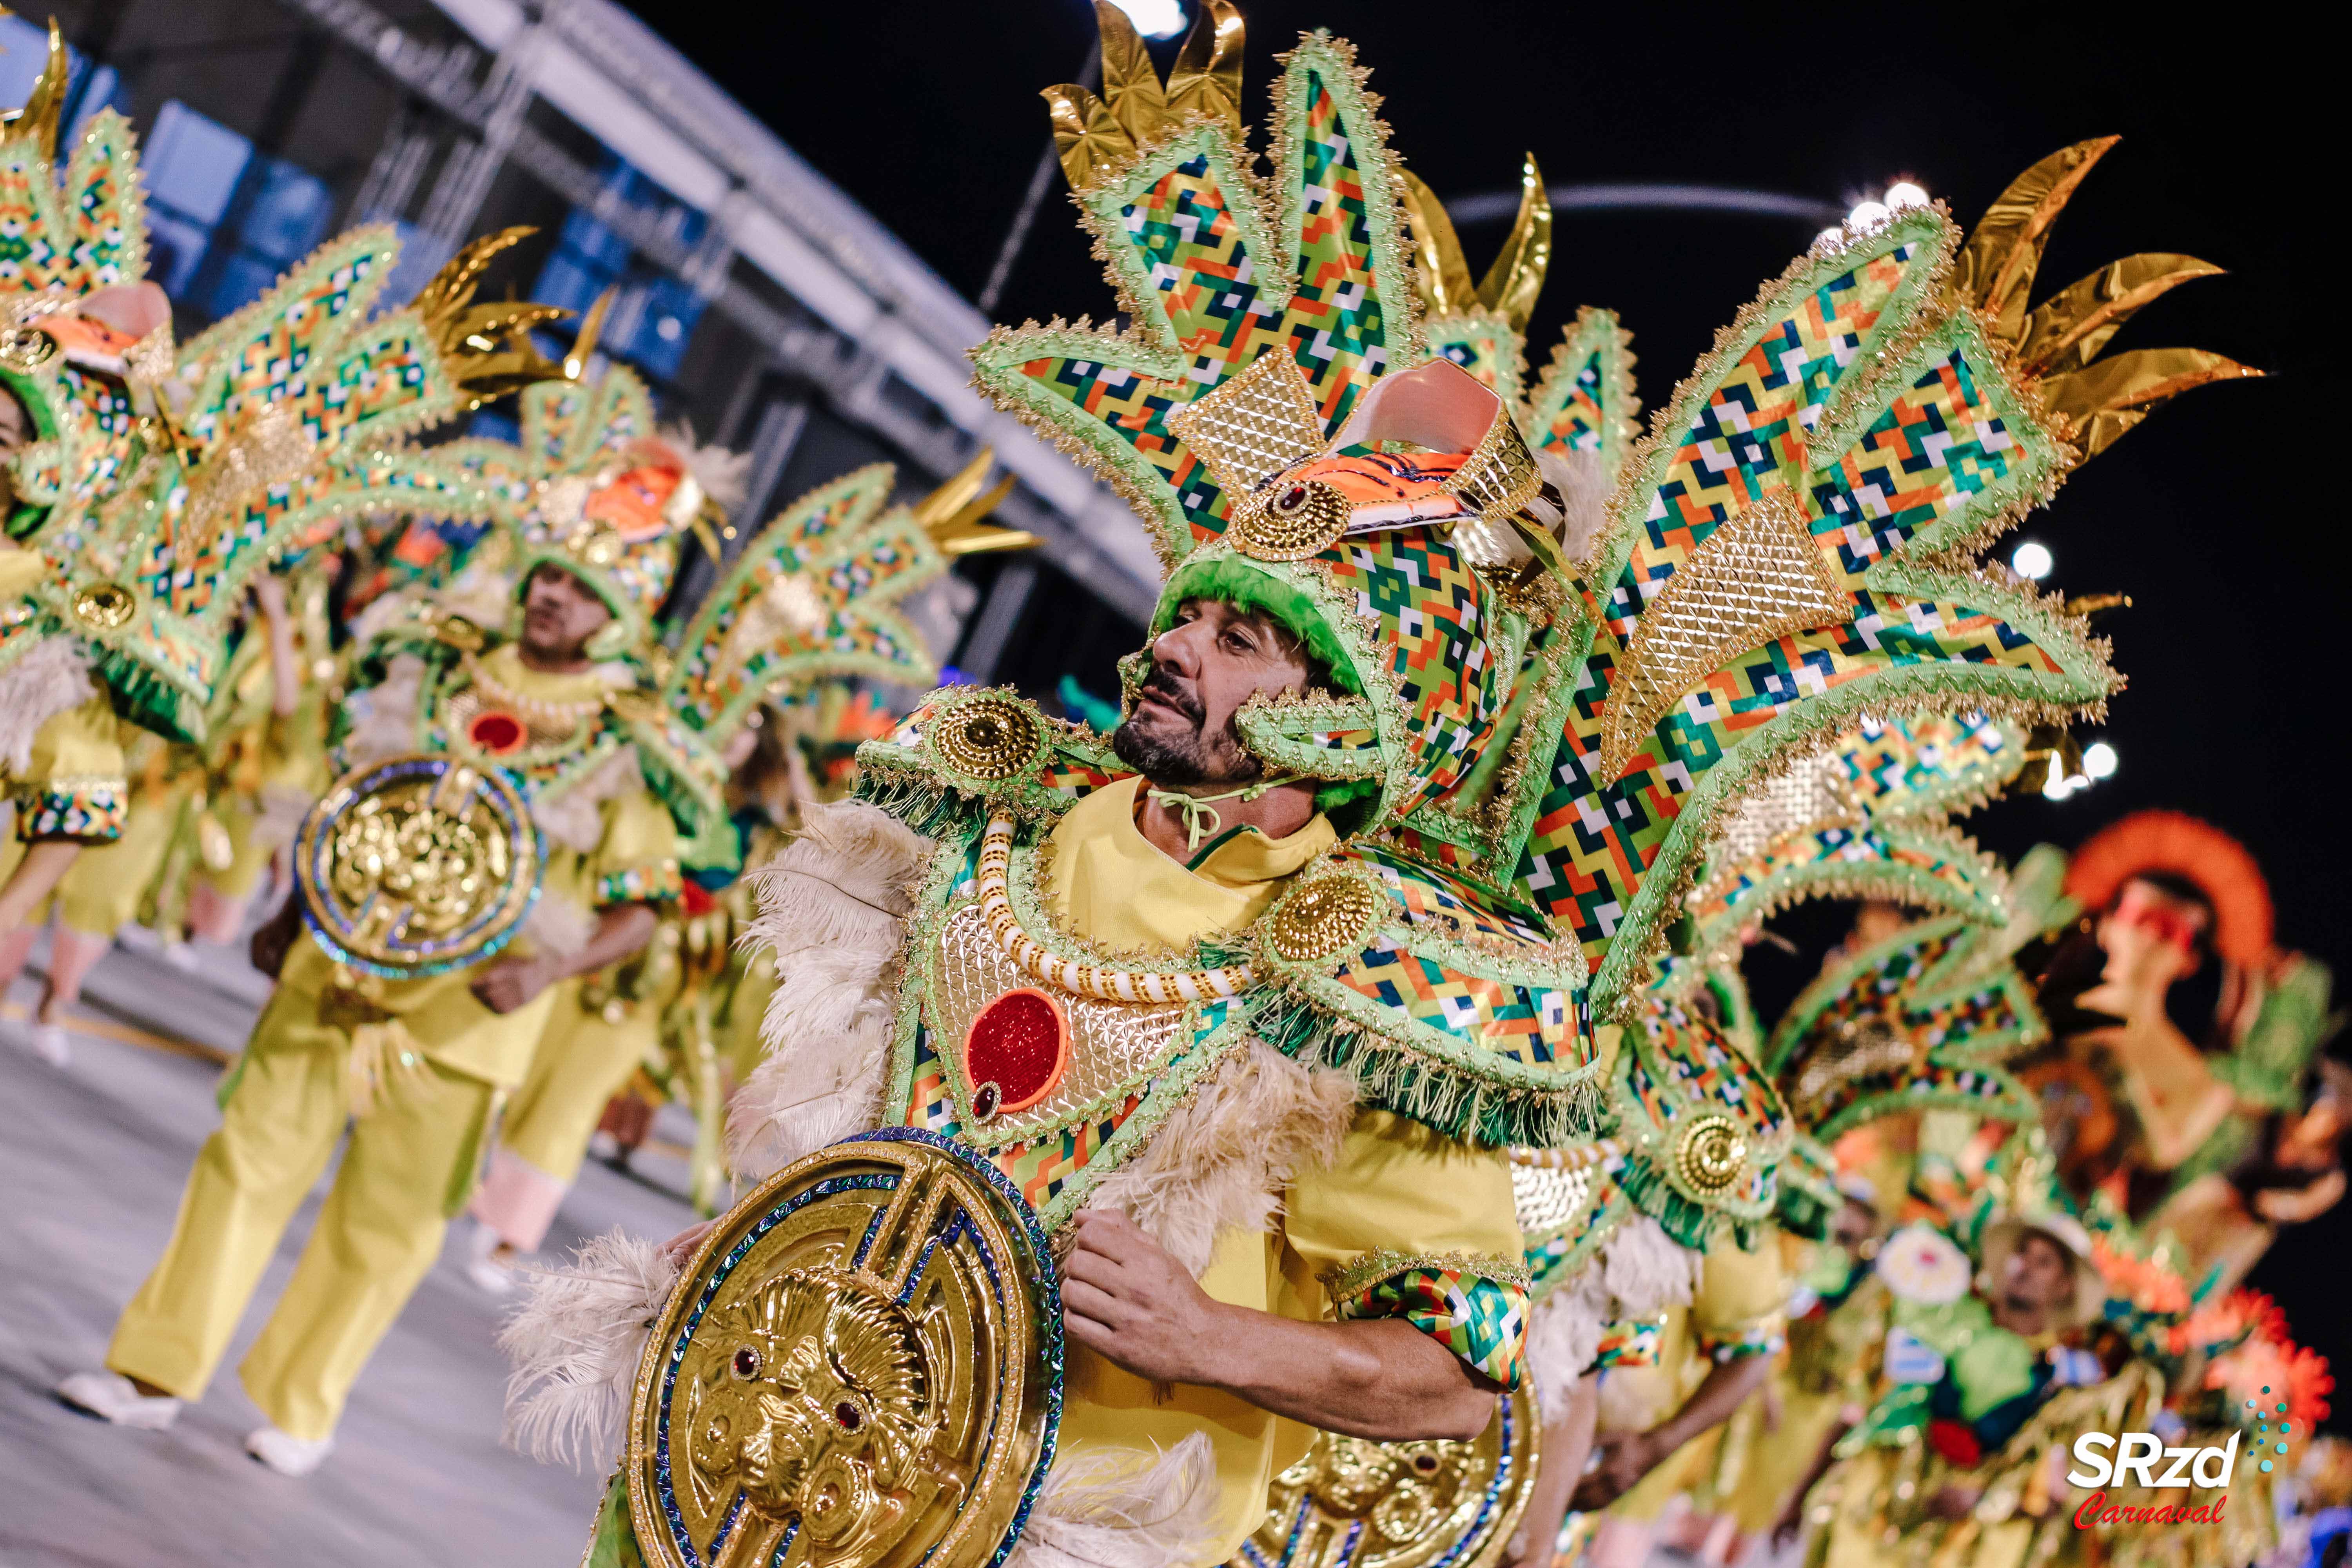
[590,786,682,906]
[1283,1109,1530,1386]
[14,697,128,843]
[1691,1231,1791,1361]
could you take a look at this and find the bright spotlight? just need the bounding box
[2083,741,2118,780]
[1106,0,1188,36]
[1846,200,1891,229]
[1815,227,1845,250]
[2011,540,2053,581]
[1884,181,1929,208]
[2042,771,2077,801]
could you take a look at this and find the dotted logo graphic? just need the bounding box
[2247,1385,2292,1474]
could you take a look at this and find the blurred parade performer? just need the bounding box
[56,448,730,1471]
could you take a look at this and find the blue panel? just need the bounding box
[143,100,252,228]
[238,158,333,263]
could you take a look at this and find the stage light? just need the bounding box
[2011,540,2053,580]
[1106,0,1188,37]
[2043,771,2078,801]
[1884,181,1929,208]
[2083,741,2118,780]
[1845,199,1890,229]
[1815,227,1844,250]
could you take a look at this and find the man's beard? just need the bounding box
[1111,667,1262,787]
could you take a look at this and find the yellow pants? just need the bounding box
[107,985,497,1441]
[471,993,655,1252]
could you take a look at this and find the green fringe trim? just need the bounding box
[1775,1181,1836,1243]
[1156,557,1365,695]
[1224,975,1604,1149]
[1610,1150,1762,1253]
[852,770,996,846]
[92,645,203,745]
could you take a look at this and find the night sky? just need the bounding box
[627,2,2341,1416]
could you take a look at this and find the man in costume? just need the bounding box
[56,476,726,1475]
[502,7,2253,1565]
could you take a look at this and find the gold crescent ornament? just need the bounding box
[1232,1383,1541,1567]
[628,1130,1061,1568]
[929,693,1045,782]
[1672,1113,1749,1198]
[1267,875,1385,964]
[292,752,541,978]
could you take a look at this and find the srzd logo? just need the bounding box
[2066,1432,2239,1528]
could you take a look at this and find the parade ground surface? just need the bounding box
[0,927,691,1566]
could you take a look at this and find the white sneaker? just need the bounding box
[245,1424,334,1476]
[57,1370,181,1430]
[26,1022,70,1065]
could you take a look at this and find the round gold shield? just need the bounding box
[1232,1383,1540,1568]
[293,752,541,979]
[628,1129,1061,1568]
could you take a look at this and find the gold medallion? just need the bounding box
[0,324,56,373]
[1267,875,1384,964]
[293,752,541,978]
[1672,1113,1748,1197]
[931,694,1044,781]
[629,1130,1060,1568]
[70,580,138,632]
[1228,476,1352,562]
[1232,1384,1539,1568]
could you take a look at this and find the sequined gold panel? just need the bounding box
[1232,1385,1539,1568]
[926,899,1195,1147]
[1599,490,1851,781]
[1167,349,1329,499]
[629,1132,1058,1568]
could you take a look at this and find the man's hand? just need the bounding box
[1927,1485,1982,1521]
[471,955,555,1014]
[1573,1428,1664,1510]
[662,1220,717,1268]
[250,898,303,978]
[1060,1208,1227,1385]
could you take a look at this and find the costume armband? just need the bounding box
[1327,1250,1532,1389]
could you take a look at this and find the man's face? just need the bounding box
[2000,1232,2076,1314]
[2096,878,2211,994]
[1112,598,1316,787]
[519,563,613,662]
[1832,1197,1881,1251]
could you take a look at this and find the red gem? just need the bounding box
[1927,1418,1983,1469]
[834,1402,862,1431]
[962,988,1069,1117]
[469,710,526,755]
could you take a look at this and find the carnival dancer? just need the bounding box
[378,366,1032,1288]
[54,466,727,1475]
[503,6,2254,1563]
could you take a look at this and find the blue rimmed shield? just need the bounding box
[627,1129,1062,1568]
[293,752,543,979]
[1232,1383,1540,1568]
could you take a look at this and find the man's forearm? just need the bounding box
[1650,1350,1775,1454]
[1195,1305,1497,1443]
[545,902,659,983]
[0,840,82,930]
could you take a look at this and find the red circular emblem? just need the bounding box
[468,710,527,755]
[962,988,1070,1119]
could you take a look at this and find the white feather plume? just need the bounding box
[1008,1432,1223,1568]
[0,637,97,773]
[498,1229,679,1472]
[724,800,933,1179]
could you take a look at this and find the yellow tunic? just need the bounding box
[1603,1233,1792,1523]
[1038,775,1522,1560]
